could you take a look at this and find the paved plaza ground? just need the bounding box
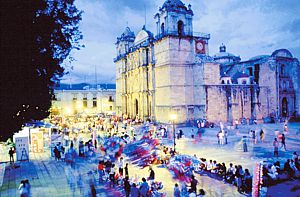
[0,122,300,197]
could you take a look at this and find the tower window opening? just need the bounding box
[161,23,165,35]
[178,20,184,37]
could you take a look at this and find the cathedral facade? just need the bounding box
[114,0,300,124]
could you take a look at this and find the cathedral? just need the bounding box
[114,0,300,124]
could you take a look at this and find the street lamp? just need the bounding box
[170,114,177,153]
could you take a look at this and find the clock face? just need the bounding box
[197,42,204,50]
[195,40,205,54]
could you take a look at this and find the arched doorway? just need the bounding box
[135,99,139,118]
[282,97,288,117]
[177,20,184,36]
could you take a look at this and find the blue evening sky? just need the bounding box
[62,0,300,84]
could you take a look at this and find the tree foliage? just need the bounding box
[0,0,82,140]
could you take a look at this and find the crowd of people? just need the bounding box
[11,113,295,197]
[261,151,300,187]
[95,156,165,197]
[192,156,253,194]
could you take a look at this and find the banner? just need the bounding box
[31,131,44,153]
[14,136,29,161]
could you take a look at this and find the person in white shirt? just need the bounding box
[118,157,124,177]
[211,160,218,174]
[206,160,213,171]
[109,164,116,188]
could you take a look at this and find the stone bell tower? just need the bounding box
[154,0,193,38]
[153,0,200,123]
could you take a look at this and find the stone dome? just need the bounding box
[134,26,153,46]
[162,0,185,8]
[161,0,192,13]
[271,49,293,58]
[213,44,241,63]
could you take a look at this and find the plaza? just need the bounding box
[1,120,299,196]
[1,0,300,197]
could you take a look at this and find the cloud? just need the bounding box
[62,0,300,83]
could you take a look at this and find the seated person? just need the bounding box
[267,164,278,180]
[226,163,235,184]
[206,160,213,172]
[211,160,218,174]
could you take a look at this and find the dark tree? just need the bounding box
[0,0,82,141]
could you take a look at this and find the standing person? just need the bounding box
[53,146,60,161]
[118,157,124,177]
[109,164,116,188]
[190,175,198,194]
[97,160,104,183]
[90,184,96,197]
[235,119,239,129]
[242,137,248,152]
[273,138,279,157]
[280,134,286,151]
[217,131,221,145]
[219,131,224,145]
[9,147,14,164]
[18,180,28,197]
[252,130,256,144]
[60,148,65,162]
[260,129,265,142]
[139,178,149,197]
[24,179,31,197]
[130,183,139,197]
[124,177,131,197]
[174,183,181,197]
[124,163,129,178]
[148,167,155,182]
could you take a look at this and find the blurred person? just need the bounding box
[273,138,279,157]
[139,178,149,197]
[174,183,180,197]
[18,180,28,197]
[280,134,286,151]
[124,176,131,197]
[130,183,139,197]
[190,175,198,193]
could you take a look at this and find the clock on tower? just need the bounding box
[195,40,206,54]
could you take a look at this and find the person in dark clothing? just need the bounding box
[273,138,279,157]
[130,183,139,197]
[8,147,14,163]
[90,184,96,197]
[53,146,60,161]
[284,159,294,178]
[124,163,129,178]
[124,177,131,197]
[280,134,286,151]
[190,175,198,193]
[149,167,155,181]
[219,163,227,180]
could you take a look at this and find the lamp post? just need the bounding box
[170,114,177,153]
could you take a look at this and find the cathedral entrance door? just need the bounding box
[135,99,139,118]
[282,97,288,117]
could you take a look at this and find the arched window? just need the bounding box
[227,80,230,84]
[221,80,225,84]
[161,23,165,35]
[178,20,184,36]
